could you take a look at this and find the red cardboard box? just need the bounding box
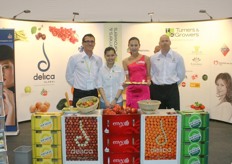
[104,153,140,164]
[103,134,140,153]
[103,114,140,135]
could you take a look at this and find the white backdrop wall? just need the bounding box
[0,18,232,123]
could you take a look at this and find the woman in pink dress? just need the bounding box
[123,37,151,108]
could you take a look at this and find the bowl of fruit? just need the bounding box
[138,100,161,114]
[76,96,99,114]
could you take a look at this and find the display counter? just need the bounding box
[31,109,209,164]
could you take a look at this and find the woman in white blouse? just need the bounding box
[97,47,125,109]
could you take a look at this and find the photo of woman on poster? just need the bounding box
[210,72,232,123]
[0,44,16,126]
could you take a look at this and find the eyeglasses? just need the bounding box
[83,40,95,44]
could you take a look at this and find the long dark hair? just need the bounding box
[215,72,232,103]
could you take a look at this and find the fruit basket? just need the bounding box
[138,100,161,114]
[76,96,99,114]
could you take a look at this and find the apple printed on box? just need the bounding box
[103,114,140,135]
[61,111,103,164]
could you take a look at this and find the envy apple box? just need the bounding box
[103,134,140,153]
[102,113,140,135]
[103,152,140,164]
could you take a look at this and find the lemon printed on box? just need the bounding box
[41,147,53,158]
[40,133,53,145]
[40,118,53,130]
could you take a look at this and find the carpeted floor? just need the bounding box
[6,120,232,164]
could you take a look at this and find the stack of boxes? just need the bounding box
[180,111,209,164]
[31,112,62,164]
[0,81,8,164]
[102,113,141,164]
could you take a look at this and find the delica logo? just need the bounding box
[34,43,55,82]
[165,28,200,38]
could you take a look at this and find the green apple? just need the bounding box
[24,86,32,93]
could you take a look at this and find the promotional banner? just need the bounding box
[0,29,18,133]
[0,18,231,124]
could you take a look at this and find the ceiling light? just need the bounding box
[199,10,213,19]
[72,12,79,22]
[13,10,31,19]
[148,12,154,22]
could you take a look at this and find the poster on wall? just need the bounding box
[0,29,19,134]
[0,18,232,124]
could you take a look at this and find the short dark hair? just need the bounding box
[82,33,95,42]
[104,47,116,55]
[0,45,14,62]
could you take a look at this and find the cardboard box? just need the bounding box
[182,142,209,156]
[140,109,181,164]
[32,144,62,159]
[103,114,140,135]
[31,112,62,130]
[181,128,209,142]
[180,111,209,129]
[181,155,208,164]
[103,134,140,153]
[33,158,62,164]
[61,110,103,163]
[32,130,62,145]
[103,152,140,164]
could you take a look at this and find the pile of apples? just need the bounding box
[103,104,138,115]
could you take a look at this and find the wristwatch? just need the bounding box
[114,97,119,101]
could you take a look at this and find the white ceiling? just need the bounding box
[1,0,232,22]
